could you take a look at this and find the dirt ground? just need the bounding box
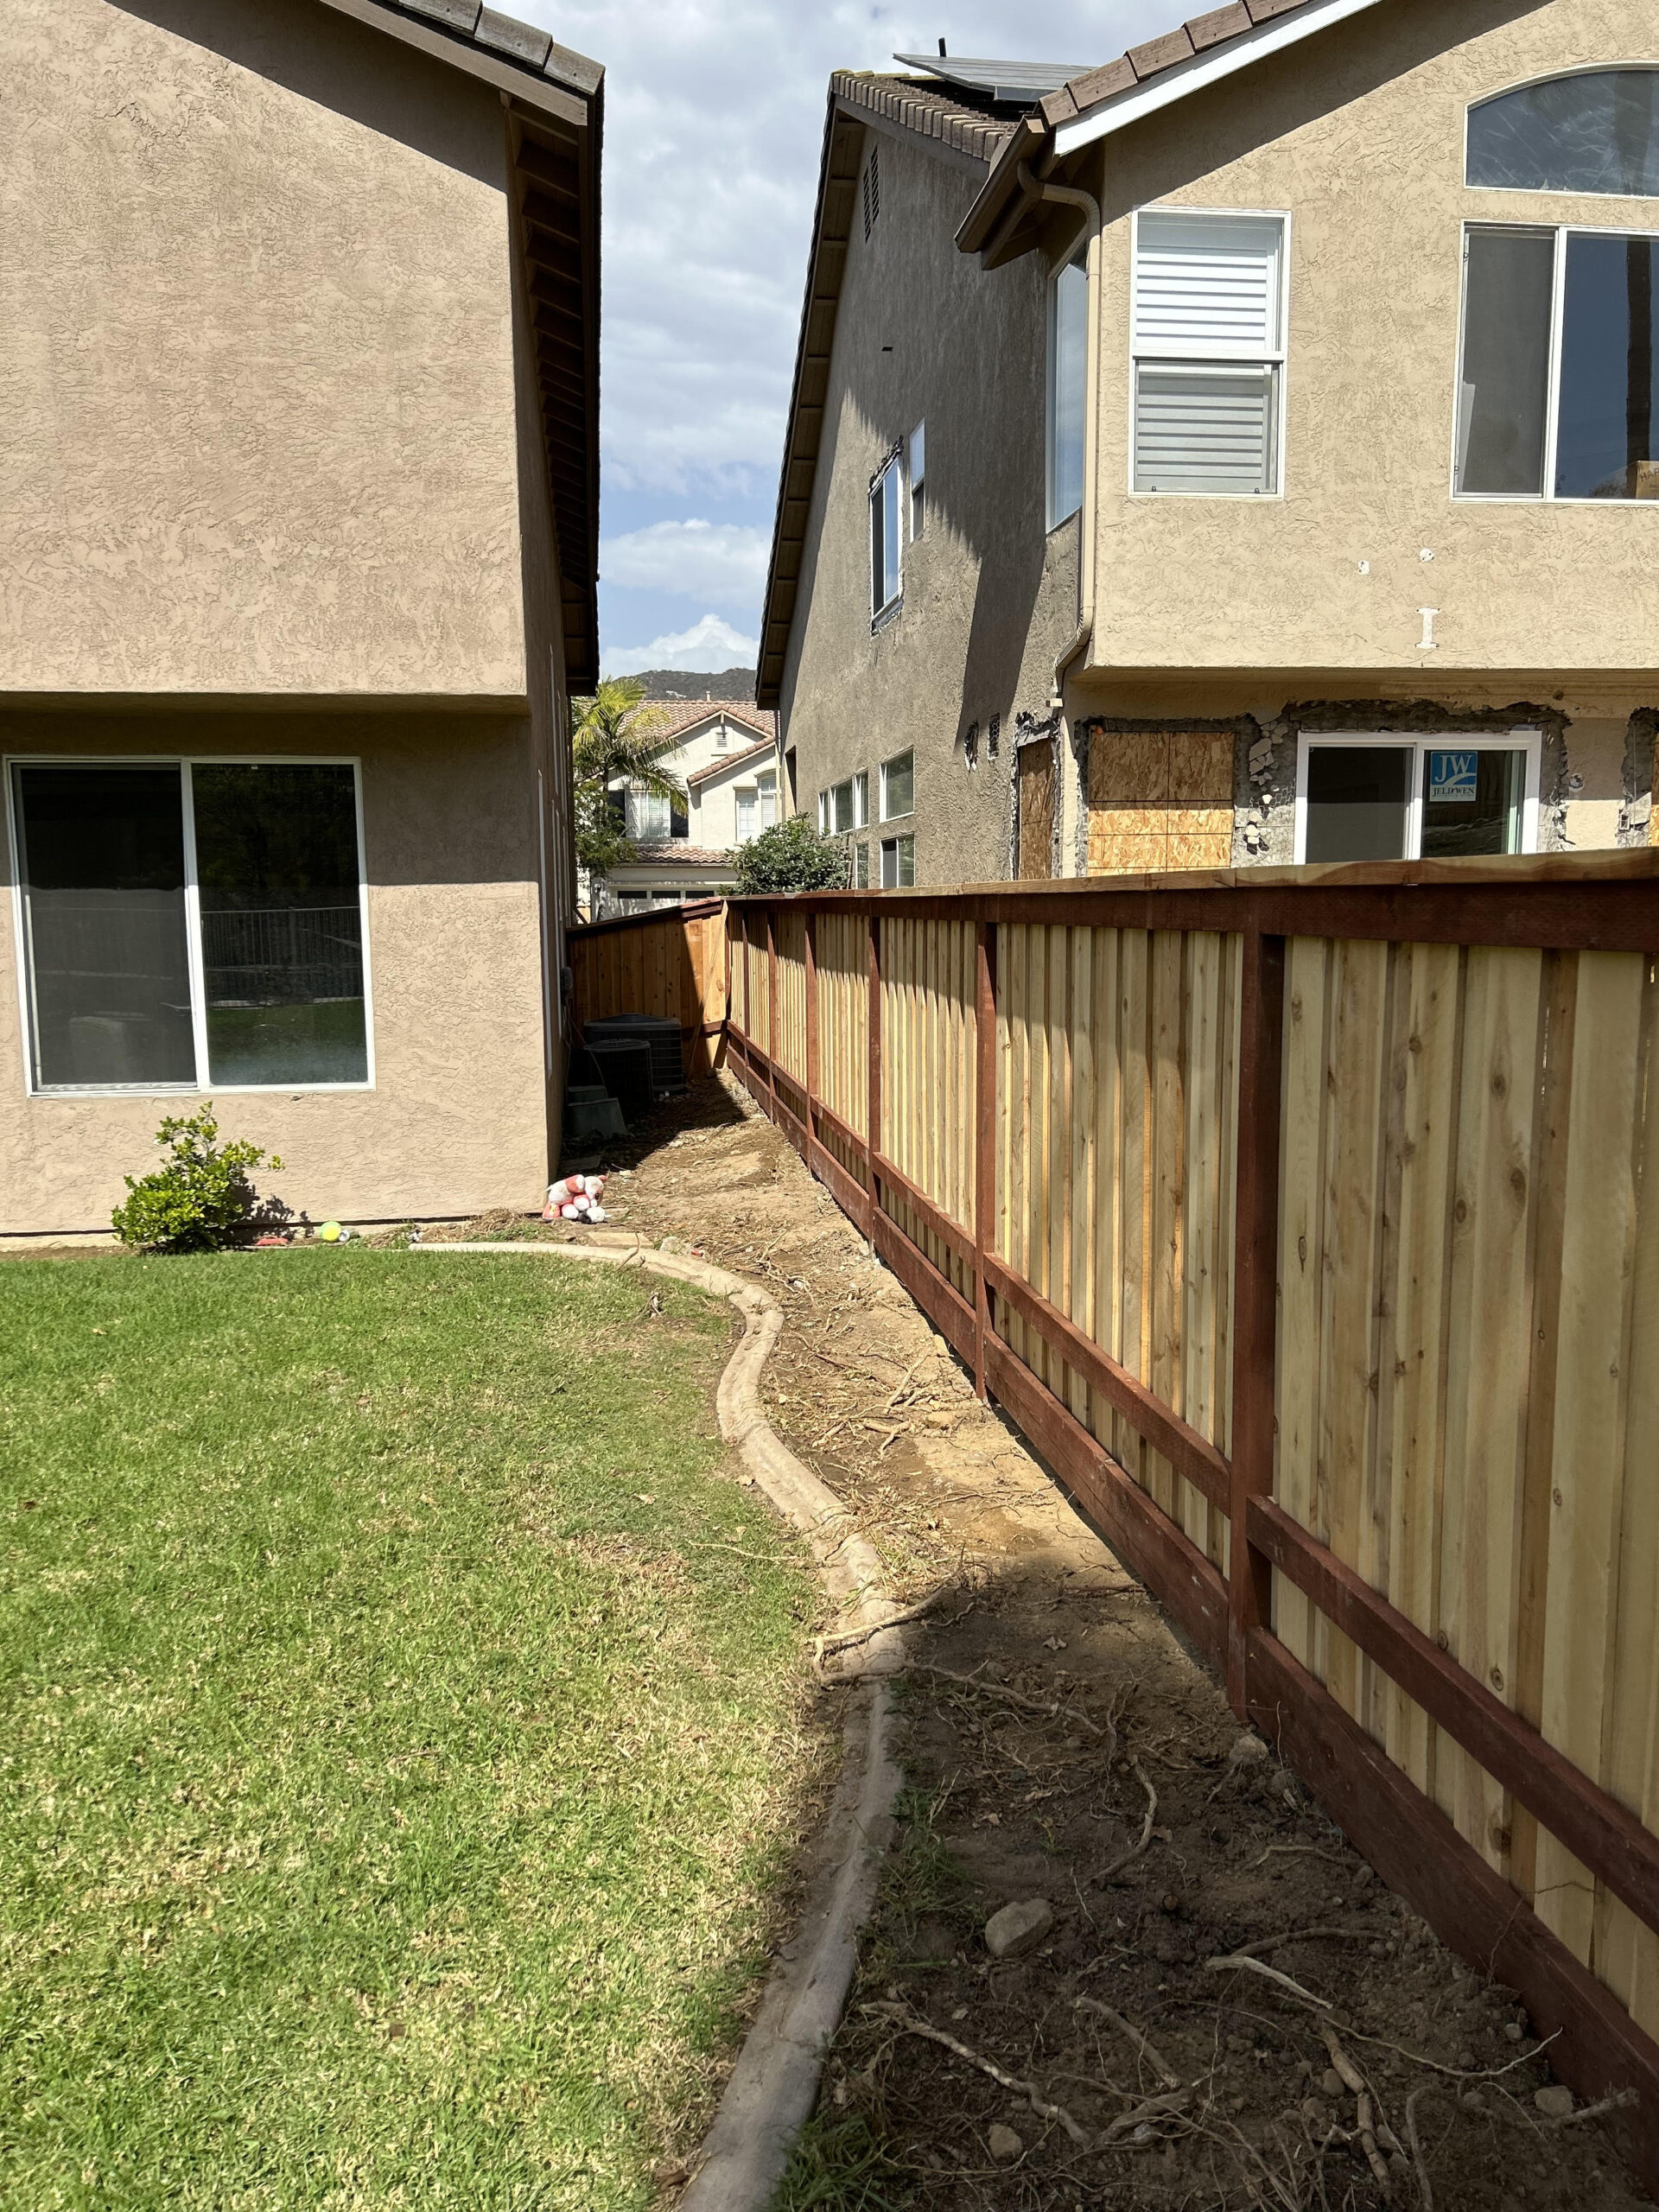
[474,1076,1649,2211]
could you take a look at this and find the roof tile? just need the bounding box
[1128,26,1197,78]
[1055,55,1136,111]
[1246,0,1307,19]
[398,0,482,30]
[830,70,1020,163]
[475,6,551,65]
[1187,2,1255,49]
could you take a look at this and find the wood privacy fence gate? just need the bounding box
[567,898,728,1079]
[719,856,1659,2181]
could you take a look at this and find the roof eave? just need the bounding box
[957,0,1390,259]
[1052,0,1386,157]
[313,0,602,123]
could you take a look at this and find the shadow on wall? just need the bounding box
[105,0,508,186]
[0,711,537,892]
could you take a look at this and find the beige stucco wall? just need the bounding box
[1,712,549,1233]
[777,124,1083,886]
[1081,0,1659,683]
[0,0,526,696]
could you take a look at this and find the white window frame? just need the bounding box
[907,420,926,538]
[870,450,903,620]
[1452,219,1659,503]
[1128,205,1290,501]
[817,789,830,835]
[854,770,870,829]
[1292,729,1542,863]
[5,752,375,1098]
[880,834,916,889]
[1464,65,1659,204]
[879,749,915,823]
[758,772,778,832]
[1046,250,1089,529]
[736,785,759,843]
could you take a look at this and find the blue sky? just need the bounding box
[511,2,1168,676]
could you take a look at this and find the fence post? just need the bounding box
[741,909,751,1044]
[1227,923,1286,1722]
[766,905,779,1087]
[866,908,881,1226]
[973,918,996,1401]
[804,908,819,1172]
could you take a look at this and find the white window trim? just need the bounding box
[1292,729,1541,863]
[879,750,915,823]
[1046,250,1088,530]
[5,752,375,1098]
[870,450,903,620]
[1127,204,1292,502]
[1463,64,1659,202]
[1452,219,1659,503]
[854,770,869,829]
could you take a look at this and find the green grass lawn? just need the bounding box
[0,1247,823,2211]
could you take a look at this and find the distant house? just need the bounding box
[761,1,1659,884]
[1,0,601,1236]
[593,702,779,916]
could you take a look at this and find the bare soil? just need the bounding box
[467,1077,1649,2211]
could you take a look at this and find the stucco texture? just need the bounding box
[2,714,549,1234]
[1080,0,1659,685]
[0,0,526,696]
[777,126,1083,886]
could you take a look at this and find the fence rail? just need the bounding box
[722,852,1659,2187]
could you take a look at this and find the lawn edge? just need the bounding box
[413,1237,906,2211]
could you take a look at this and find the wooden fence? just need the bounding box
[567,898,728,1079]
[723,854,1659,2183]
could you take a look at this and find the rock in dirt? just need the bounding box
[1319,2068,1346,2100]
[1229,1731,1271,1768]
[987,2124,1023,2163]
[984,1897,1053,1958]
[1535,2084,1575,2120]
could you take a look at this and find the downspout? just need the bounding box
[1016,160,1102,713]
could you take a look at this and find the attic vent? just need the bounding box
[862,144,880,240]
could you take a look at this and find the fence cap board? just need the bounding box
[570,899,725,938]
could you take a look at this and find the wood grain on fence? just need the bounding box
[722,855,1659,2180]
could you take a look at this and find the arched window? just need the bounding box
[1468,68,1659,197]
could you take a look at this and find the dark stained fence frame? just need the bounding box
[722,860,1659,2183]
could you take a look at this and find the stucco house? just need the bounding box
[591,700,779,916]
[760,0,1659,883]
[2,0,601,1237]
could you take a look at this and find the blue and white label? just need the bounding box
[1427,749,1479,803]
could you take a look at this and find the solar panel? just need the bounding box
[892,54,1089,103]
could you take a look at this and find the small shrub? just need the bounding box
[733,816,849,896]
[111,1105,284,1254]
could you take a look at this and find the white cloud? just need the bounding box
[514,0,1165,497]
[601,519,770,607]
[602,612,760,677]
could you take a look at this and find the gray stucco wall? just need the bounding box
[776,123,1083,887]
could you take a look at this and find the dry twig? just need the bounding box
[903,1662,1108,1737]
[1320,2024,1392,2198]
[1405,2084,1437,2211]
[1204,1953,1332,2009]
[1074,1994,1181,2089]
[863,2002,1091,2145]
[814,1582,948,1659]
[1096,1759,1159,1882]
[1545,2088,1637,2129]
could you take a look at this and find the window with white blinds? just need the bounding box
[1132,210,1286,494]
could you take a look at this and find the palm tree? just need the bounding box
[569,677,686,887]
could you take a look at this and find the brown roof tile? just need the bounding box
[830,71,1019,164]
[1128,26,1198,78]
[1188,3,1255,53]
